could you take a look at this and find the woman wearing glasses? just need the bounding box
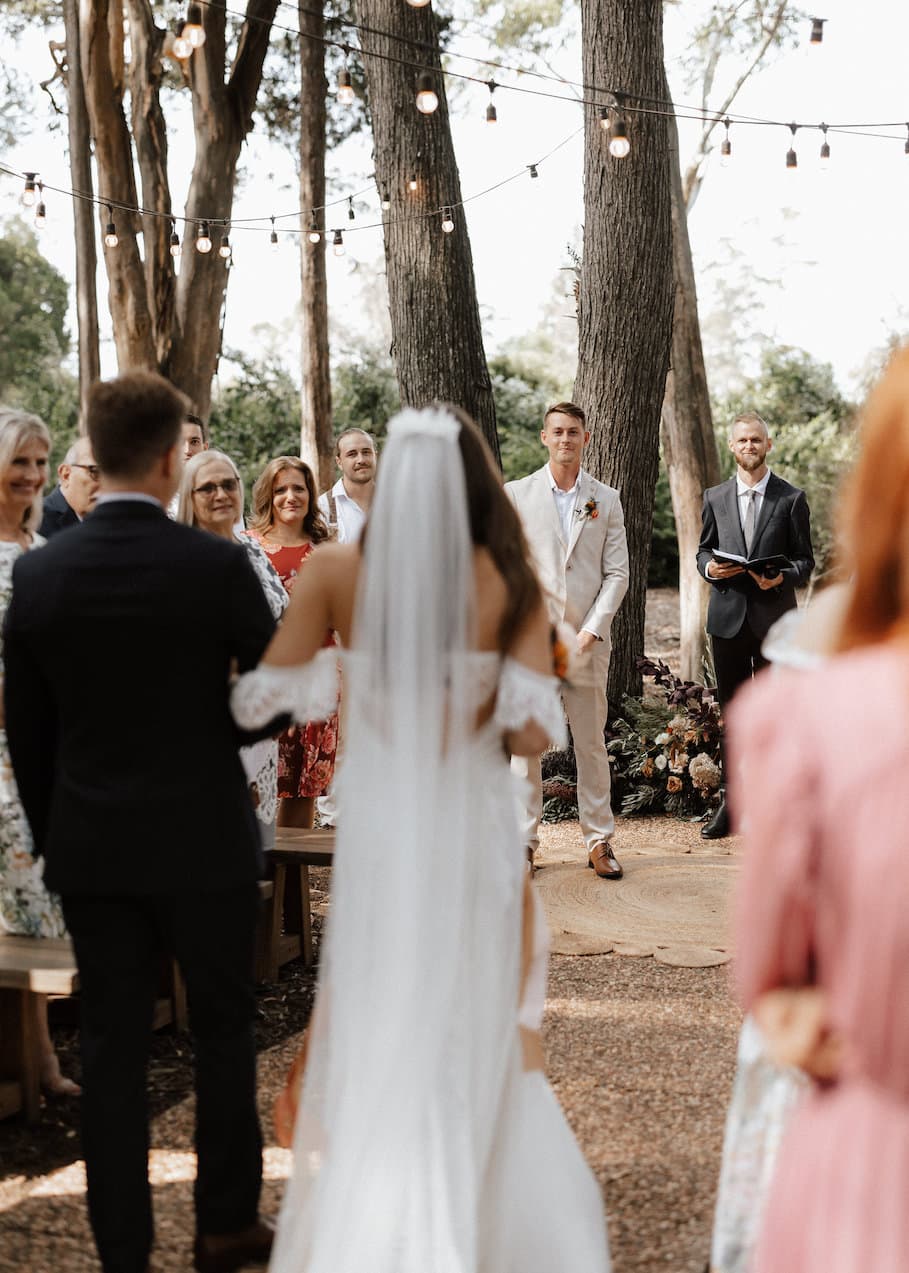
[245,457,338,830]
[176,451,287,844]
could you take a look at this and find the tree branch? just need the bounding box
[227,0,279,132]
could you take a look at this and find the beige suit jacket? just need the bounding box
[505,463,629,644]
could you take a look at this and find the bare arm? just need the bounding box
[262,543,356,666]
[504,599,558,757]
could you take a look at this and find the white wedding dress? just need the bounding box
[232,407,610,1273]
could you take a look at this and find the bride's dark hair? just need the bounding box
[443,405,543,651]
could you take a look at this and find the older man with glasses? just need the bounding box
[39,435,100,538]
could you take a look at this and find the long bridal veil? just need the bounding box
[270,407,526,1273]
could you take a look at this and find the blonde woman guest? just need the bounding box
[0,406,79,1096]
[176,450,287,845]
[246,457,337,829]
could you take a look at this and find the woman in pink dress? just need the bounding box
[246,456,337,829]
[729,347,909,1273]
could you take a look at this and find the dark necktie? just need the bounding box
[743,489,757,554]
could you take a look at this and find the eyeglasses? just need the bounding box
[193,478,239,497]
[72,463,100,480]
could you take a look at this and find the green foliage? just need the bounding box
[712,345,857,574]
[209,351,302,498]
[0,218,78,468]
[332,347,400,444]
[649,463,679,587]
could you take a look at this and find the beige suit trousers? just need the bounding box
[512,645,614,853]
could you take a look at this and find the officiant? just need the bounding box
[696,410,814,839]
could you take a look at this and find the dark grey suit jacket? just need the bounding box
[38,486,79,539]
[696,473,814,641]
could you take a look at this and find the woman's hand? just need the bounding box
[753,987,843,1081]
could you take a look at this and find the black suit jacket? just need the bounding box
[696,473,814,641]
[38,485,79,539]
[3,500,277,895]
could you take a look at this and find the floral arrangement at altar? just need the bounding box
[607,658,722,817]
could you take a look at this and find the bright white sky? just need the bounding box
[3,0,908,399]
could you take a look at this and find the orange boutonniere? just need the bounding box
[576,498,599,521]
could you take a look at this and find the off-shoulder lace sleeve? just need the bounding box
[231,647,340,731]
[494,657,567,748]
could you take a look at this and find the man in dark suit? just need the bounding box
[4,372,278,1273]
[696,410,814,838]
[38,435,100,537]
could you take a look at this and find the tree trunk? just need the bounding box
[355,0,500,464]
[79,0,156,372]
[298,1,333,492]
[660,92,722,684]
[574,0,674,707]
[63,0,99,422]
[78,0,278,419]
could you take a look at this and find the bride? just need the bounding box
[232,405,610,1273]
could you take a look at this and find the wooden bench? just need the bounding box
[262,828,335,980]
[0,935,80,1122]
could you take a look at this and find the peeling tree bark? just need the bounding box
[574,0,674,707]
[355,0,500,463]
[660,93,721,683]
[63,0,99,421]
[298,1,334,493]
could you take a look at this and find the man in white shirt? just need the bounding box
[506,402,629,879]
[697,411,814,837]
[317,428,377,543]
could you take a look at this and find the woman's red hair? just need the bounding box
[836,345,909,651]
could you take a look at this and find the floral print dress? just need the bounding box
[244,534,338,799]
[0,537,67,938]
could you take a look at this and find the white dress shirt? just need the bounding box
[736,468,771,538]
[548,468,580,544]
[317,479,368,544]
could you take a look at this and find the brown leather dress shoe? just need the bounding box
[193,1217,275,1273]
[588,841,623,879]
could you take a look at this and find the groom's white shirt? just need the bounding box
[505,463,629,643]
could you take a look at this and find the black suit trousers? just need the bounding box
[61,886,262,1273]
[710,619,769,711]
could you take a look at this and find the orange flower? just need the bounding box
[666,775,683,793]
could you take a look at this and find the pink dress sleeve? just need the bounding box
[727,670,821,1011]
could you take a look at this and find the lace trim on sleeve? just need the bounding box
[494,657,567,748]
[231,647,340,731]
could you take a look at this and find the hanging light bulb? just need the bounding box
[608,118,630,159]
[218,232,231,259]
[406,0,430,6]
[720,118,732,167]
[104,207,119,248]
[21,173,37,207]
[415,72,439,115]
[380,186,391,211]
[196,220,212,253]
[269,217,278,251]
[348,197,355,222]
[332,229,345,257]
[169,223,182,257]
[598,106,611,132]
[408,171,418,192]
[181,3,205,49]
[528,164,539,179]
[819,124,830,169]
[786,123,798,169]
[308,212,322,244]
[809,16,825,44]
[337,64,355,106]
[441,207,454,233]
[486,81,497,124]
[34,185,46,228]
[173,20,192,59]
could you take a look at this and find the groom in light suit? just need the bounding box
[506,402,629,878]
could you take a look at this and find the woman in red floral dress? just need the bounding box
[246,456,338,828]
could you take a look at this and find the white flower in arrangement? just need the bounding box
[654,754,668,771]
[668,715,688,735]
[655,732,670,745]
[669,750,690,774]
[689,753,721,791]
